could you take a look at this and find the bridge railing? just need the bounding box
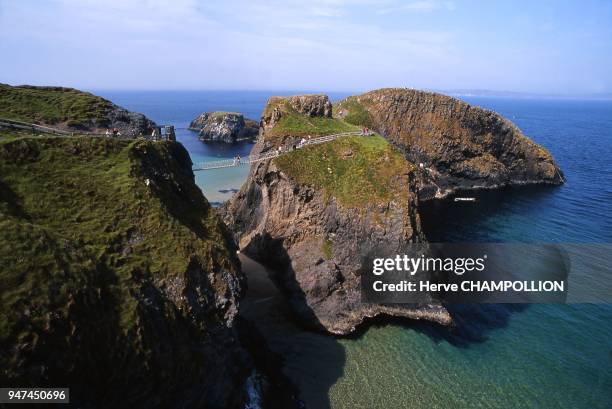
[192,130,365,171]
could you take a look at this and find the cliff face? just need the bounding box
[335,88,564,198]
[189,111,259,143]
[222,95,451,335]
[0,137,249,408]
[0,84,156,137]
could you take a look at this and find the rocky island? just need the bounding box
[222,90,564,335]
[0,84,157,137]
[189,111,259,143]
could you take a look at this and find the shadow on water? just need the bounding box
[403,183,563,347]
[419,184,560,242]
[239,254,345,409]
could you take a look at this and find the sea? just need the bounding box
[96,90,612,409]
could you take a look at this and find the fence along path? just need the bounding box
[0,117,177,140]
[192,131,364,171]
[0,118,74,135]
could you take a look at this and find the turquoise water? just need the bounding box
[98,91,612,408]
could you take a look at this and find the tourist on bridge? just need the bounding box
[237,155,241,165]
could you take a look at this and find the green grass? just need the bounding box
[207,111,241,120]
[0,136,237,348]
[334,99,375,128]
[322,239,333,260]
[274,134,413,207]
[0,84,114,127]
[264,99,359,141]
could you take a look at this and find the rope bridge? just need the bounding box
[192,131,365,171]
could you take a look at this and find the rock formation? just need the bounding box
[335,88,564,199]
[189,111,259,143]
[221,95,451,335]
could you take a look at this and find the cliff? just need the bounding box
[335,88,564,198]
[0,137,249,407]
[189,111,259,143]
[221,95,451,335]
[0,84,156,137]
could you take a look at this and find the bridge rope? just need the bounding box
[192,131,366,171]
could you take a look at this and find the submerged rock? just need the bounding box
[335,88,564,199]
[189,111,259,143]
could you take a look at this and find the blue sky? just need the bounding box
[1,0,611,94]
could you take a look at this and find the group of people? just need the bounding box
[104,128,121,137]
[361,127,372,136]
[232,155,242,166]
[297,135,312,148]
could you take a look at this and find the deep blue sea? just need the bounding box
[96,90,612,409]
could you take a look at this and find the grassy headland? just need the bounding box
[0,84,115,127]
[0,136,242,401]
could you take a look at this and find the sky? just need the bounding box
[1,0,611,94]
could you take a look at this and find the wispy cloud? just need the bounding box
[378,0,456,14]
[1,0,610,93]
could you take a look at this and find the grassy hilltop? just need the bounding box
[0,84,156,136]
[260,95,413,208]
[0,84,114,127]
[0,136,249,407]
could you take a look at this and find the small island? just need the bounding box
[189,111,259,143]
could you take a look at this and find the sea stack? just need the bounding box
[189,111,259,143]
